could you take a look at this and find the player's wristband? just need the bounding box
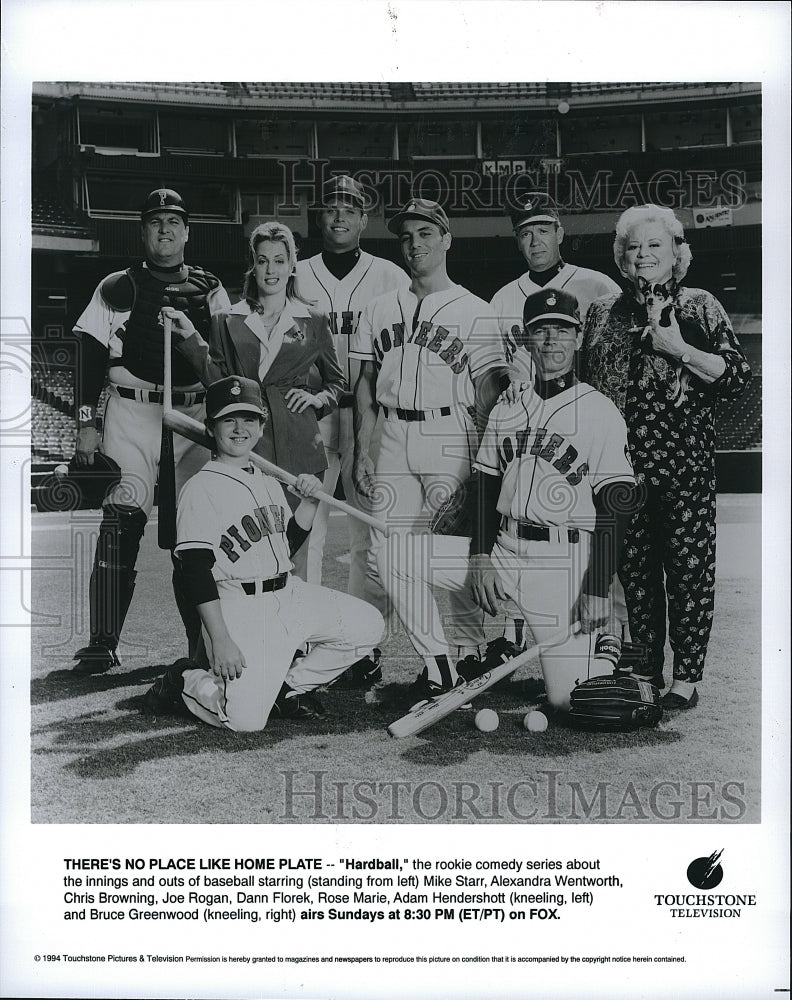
[77,404,97,429]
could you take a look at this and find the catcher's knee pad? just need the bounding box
[540,630,612,712]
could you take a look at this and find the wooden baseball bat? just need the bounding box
[387,625,571,739]
[157,313,178,548]
[161,311,390,536]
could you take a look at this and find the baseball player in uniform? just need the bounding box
[292,175,408,684]
[351,198,508,701]
[490,191,623,649]
[142,376,384,729]
[491,191,621,375]
[383,288,638,710]
[71,188,231,674]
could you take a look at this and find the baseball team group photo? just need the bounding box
[28,81,762,824]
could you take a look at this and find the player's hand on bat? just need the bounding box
[290,473,323,504]
[159,307,197,341]
[354,454,376,500]
[75,426,101,466]
[284,388,322,413]
[576,592,611,634]
[210,635,247,681]
[468,553,509,617]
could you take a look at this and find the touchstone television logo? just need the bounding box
[654,849,756,919]
[686,849,724,889]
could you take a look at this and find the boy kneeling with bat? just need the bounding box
[142,376,383,729]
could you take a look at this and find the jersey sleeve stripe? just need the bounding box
[468,353,507,378]
[427,290,468,323]
[592,474,636,494]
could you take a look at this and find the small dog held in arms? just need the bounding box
[641,280,691,408]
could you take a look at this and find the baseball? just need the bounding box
[54,464,69,477]
[524,710,548,733]
[474,708,499,732]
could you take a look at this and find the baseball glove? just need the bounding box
[37,453,122,511]
[568,671,663,732]
[430,477,476,537]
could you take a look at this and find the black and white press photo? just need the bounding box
[1,3,788,999]
[26,77,763,825]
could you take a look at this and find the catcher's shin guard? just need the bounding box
[86,505,146,653]
[171,552,202,660]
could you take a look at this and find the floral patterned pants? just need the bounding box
[620,477,716,683]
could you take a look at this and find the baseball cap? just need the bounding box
[387,198,450,236]
[509,192,560,229]
[206,376,266,421]
[141,188,189,221]
[322,175,367,209]
[523,288,581,328]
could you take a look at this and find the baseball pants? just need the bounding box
[180,577,384,732]
[292,410,389,618]
[386,529,612,710]
[370,409,486,650]
[101,386,208,516]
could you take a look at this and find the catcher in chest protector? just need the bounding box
[394,287,660,723]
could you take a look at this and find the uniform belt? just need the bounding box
[510,519,580,544]
[383,405,452,421]
[114,385,206,406]
[240,573,288,596]
[338,393,354,409]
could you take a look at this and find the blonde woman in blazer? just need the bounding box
[173,222,346,476]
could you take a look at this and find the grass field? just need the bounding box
[30,495,761,824]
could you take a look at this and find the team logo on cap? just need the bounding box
[230,381,241,396]
[546,293,557,306]
[158,190,168,207]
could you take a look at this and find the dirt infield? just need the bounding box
[30,495,760,824]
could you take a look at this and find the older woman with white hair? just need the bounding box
[581,204,751,711]
[174,221,345,478]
